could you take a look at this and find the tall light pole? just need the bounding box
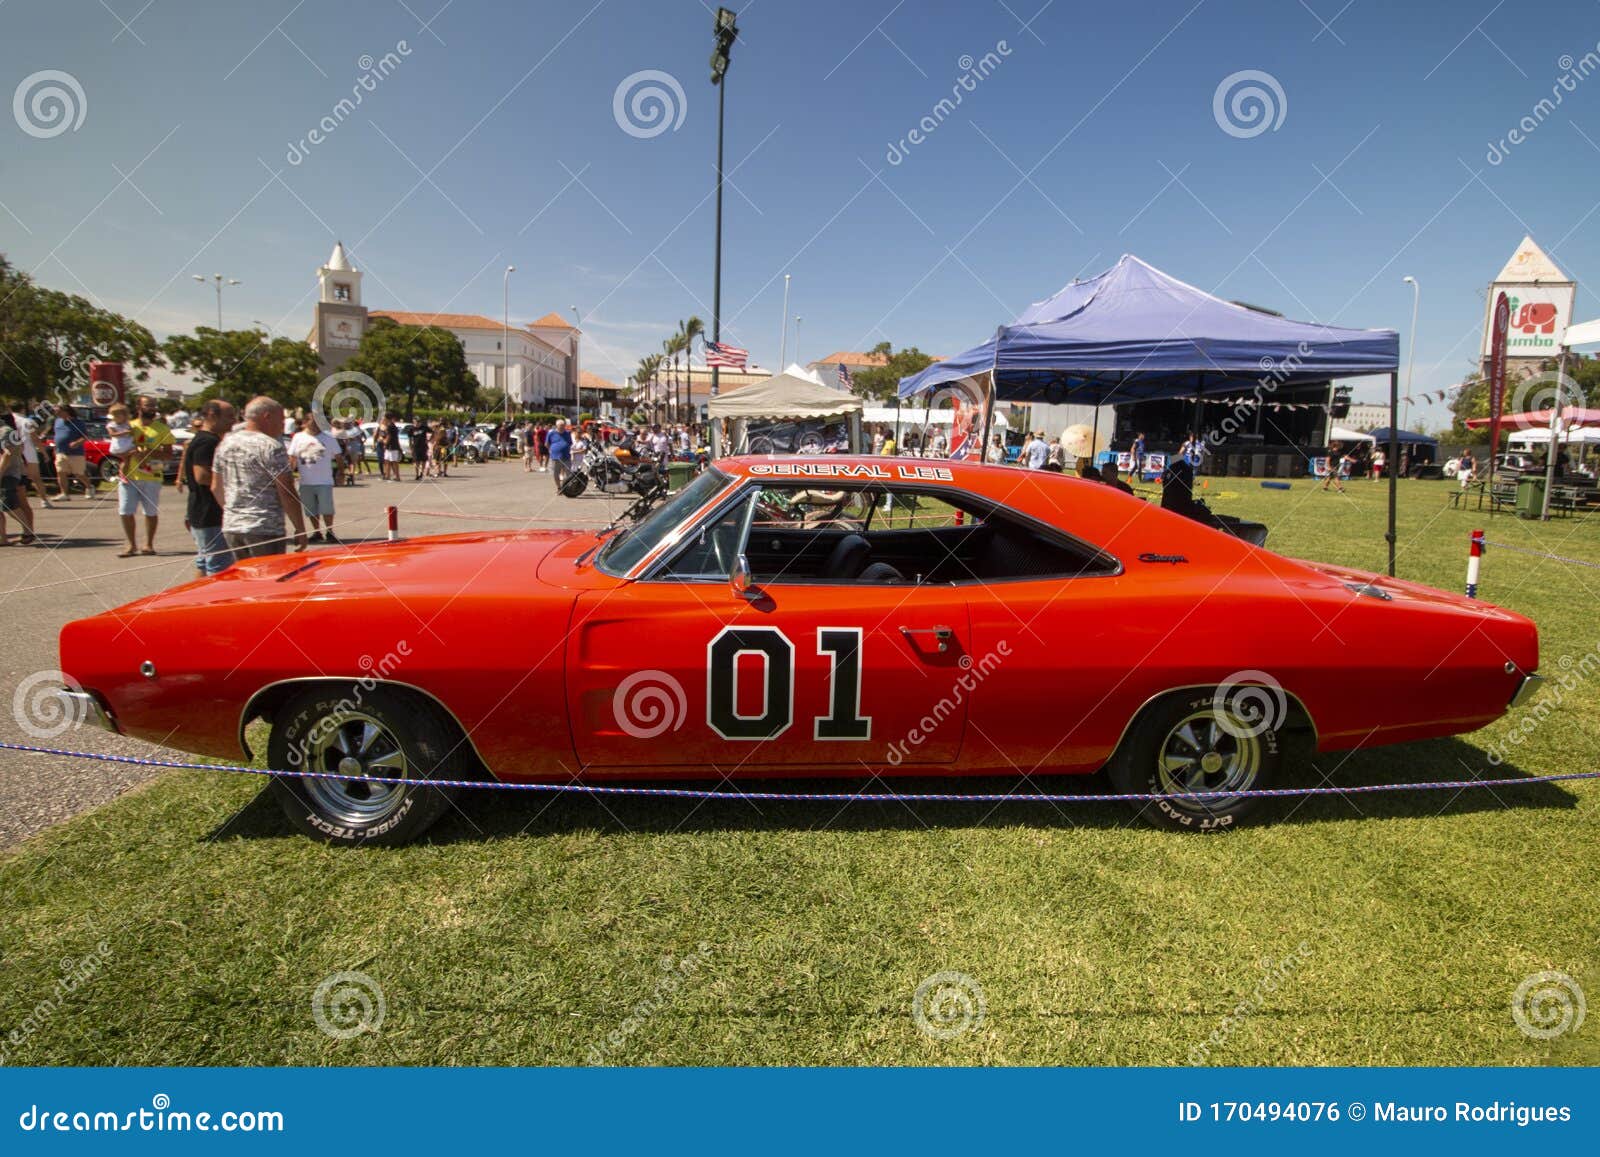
[193,273,240,330]
[1401,275,1419,432]
[777,273,791,368]
[710,7,739,400]
[503,265,516,423]
[570,305,583,417]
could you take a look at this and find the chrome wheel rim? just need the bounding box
[303,711,410,824]
[1156,708,1262,802]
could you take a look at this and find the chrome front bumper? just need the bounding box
[1510,673,1545,709]
[58,689,116,733]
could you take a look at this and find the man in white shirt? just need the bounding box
[288,412,342,543]
[1024,431,1049,469]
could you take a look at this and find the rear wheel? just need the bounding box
[1108,689,1282,831]
[98,456,120,484]
[267,686,463,846]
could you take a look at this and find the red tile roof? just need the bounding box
[811,350,888,368]
[370,310,506,332]
[531,312,577,330]
[580,370,622,392]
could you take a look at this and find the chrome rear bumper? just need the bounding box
[58,689,116,733]
[1510,673,1545,709]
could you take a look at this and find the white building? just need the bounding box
[1344,402,1392,431]
[307,242,581,409]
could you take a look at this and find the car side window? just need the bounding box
[737,483,1112,586]
[658,494,755,580]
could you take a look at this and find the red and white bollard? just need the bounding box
[386,505,399,542]
[1466,528,1484,599]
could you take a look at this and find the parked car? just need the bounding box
[359,422,411,462]
[57,455,1542,846]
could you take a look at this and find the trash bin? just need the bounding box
[1516,475,1546,519]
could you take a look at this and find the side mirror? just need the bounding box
[731,554,757,600]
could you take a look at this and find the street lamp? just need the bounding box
[778,273,791,368]
[709,6,739,400]
[193,273,241,330]
[1401,275,1420,431]
[502,266,516,423]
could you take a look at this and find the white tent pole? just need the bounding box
[979,327,1002,462]
[1540,346,1566,520]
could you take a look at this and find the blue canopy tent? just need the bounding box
[1364,427,1436,445]
[898,255,1405,572]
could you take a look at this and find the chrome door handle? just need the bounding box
[899,625,953,653]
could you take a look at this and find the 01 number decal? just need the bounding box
[707,626,872,742]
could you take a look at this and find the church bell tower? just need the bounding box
[311,241,368,371]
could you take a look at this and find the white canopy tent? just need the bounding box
[706,370,863,456]
[1330,425,1375,442]
[1538,315,1600,515]
[1506,426,1600,446]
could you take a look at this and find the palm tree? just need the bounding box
[634,354,658,422]
[664,332,687,425]
[681,315,705,422]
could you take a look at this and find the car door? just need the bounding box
[566,507,972,771]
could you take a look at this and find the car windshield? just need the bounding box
[595,468,734,576]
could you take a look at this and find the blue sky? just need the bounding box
[3,0,1599,423]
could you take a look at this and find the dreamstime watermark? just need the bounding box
[886,41,1012,165]
[1207,343,1313,446]
[885,641,1010,765]
[281,642,413,770]
[1486,641,1599,766]
[310,369,386,430]
[587,943,714,1064]
[1188,941,1312,1064]
[311,970,386,1040]
[0,941,115,1066]
[1512,970,1586,1040]
[1213,70,1286,139]
[1210,670,1289,741]
[912,970,986,1041]
[612,670,688,739]
[1487,47,1600,165]
[13,70,86,139]
[1507,368,1582,419]
[612,70,687,139]
[11,670,89,740]
[286,43,412,165]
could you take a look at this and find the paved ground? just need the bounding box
[0,456,630,850]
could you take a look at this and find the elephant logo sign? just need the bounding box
[1513,301,1557,335]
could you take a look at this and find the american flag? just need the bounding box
[704,340,748,369]
[837,362,853,390]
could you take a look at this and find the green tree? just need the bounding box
[849,341,935,401]
[163,327,321,410]
[0,254,161,401]
[340,317,475,420]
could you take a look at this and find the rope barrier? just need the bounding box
[1480,540,1600,571]
[2,741,1595,804]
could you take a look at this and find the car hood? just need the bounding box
[104,528,588,615]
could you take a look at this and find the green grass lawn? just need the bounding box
[2,478,1597,1066]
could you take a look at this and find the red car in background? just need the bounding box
[39,414,181,487]
[55,456,1542,846]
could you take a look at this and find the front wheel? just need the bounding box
[266,686,464,846]
[1107,688,1282,831]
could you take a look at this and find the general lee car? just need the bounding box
[57,456,1542,845]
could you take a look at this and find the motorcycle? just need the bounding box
[559,440,669,508]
